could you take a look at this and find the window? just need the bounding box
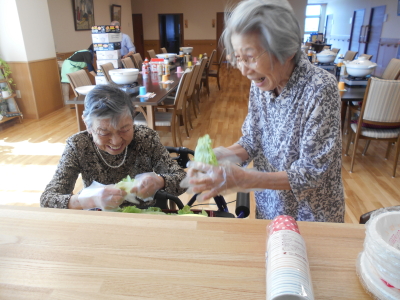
[304,5,322,42]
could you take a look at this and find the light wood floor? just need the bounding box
[0,65,399,223]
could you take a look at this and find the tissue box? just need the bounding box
[97,59,122,69]
[95,76,108,85]
[93,42,121,51]
[96,50,121,60]
[92,33,122,43]
[91,25,120,34]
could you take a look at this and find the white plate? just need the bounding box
[75,85,96,95]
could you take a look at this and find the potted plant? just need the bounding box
[1,86,11,98]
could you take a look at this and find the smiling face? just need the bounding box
[231,32,295,94]
[88,114,134,155]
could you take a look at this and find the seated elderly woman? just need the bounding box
[182,0,344,222]
[41,84,186,211]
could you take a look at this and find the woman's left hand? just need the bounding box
[130,172,164,201]
[181,161,251,201]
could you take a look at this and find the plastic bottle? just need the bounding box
[163,59,170,76]
[142,57,149,76]
[157,61,163,74]
[307,47,313,62]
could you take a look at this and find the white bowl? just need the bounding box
[316,49,337,63]
[181,47,193,54]
[75,85,96,95]
[155,53,177,63]
[108,68,139,85]
[345,56,377,77]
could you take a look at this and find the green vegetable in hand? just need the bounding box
[116,175,136,193]
[177,205,208,217]
[194,134,218,166]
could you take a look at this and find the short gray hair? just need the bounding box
[111,20,120,26]
[83,84,135,129]
[222,0,302,66]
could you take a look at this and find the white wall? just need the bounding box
[0,0,27,61]
[325,0,400,38]
[131,0,307,40]
[48,0,133,53]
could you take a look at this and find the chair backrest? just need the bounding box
[206,49,216,70]
[175,69,193,111]
[196,58,207,87]
[381,58,400,80]
[217,48,226,65]
[344,50,357,61]
[122,57,136,69]
[360,54,373,61]
[66,70,92,97]
[100,62,115,83]
[361,77,400,124]
[161,47,167,53]
[331,48,340,54]
[133,53,143,70]
[186,63,201,98]
[147,49,156,59]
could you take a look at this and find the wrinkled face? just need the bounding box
[89,115,134,155]
[231,32,293,93]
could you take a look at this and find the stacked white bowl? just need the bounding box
[357,209,400,299]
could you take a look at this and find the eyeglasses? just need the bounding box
[236,50,268,69]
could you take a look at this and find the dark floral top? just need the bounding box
[41,125,186,209]
[238,53,345,222]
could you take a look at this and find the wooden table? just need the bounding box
[340,85,366,132]
[0,205,370,299]
[66,68,184,130]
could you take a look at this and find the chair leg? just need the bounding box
[170,119,178,147]
[385,141,392,160]
[362,140,371,156]
[392,137,400,178]
[345,130,354,156]
[175,117,183,146]
[217,74,220,90]
[350,130,361,173]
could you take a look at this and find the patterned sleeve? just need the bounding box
[237,83,261,166]
[40,137,81,209]
[147,130,187,196]
[287,78,342,200]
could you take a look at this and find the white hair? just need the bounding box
[222,0,302,66]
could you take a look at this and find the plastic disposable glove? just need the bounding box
[212,146,243,164]
[180,161,259,201]
[78,181,127,211]
[130,172,164,202]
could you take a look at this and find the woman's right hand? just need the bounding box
[77,181,127,211]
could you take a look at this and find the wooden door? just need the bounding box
[365,5,386,63]
[349,9,365,54]
[216,12,225,61]
[132,14,144,59]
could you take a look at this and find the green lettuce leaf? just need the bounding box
[194,134,218,166]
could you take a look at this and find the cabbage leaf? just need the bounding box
[194,134,218,166]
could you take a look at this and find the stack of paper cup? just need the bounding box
[266,215,314,300]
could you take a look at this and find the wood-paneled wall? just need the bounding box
[8,58,63,120]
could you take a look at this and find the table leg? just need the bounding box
[75,104,86,131]
[340,101,348,133]
[146,105,155,129]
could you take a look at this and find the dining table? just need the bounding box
[0,205,371,299]
[339,85,367,132]
[66,64,186,131]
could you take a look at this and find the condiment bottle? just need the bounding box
[163,59,170,76]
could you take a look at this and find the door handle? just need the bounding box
[364,25,370,43]
[359,25,364,43]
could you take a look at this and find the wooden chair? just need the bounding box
[133,69,193,147]
[208,48,226,90]
[133,53,143,70]
[201,49,216,96]
[161,47,167,53]
[344,50,358,61]
[331,48,340,55]
[99,62,115,83]
[359,54,373,61]
[381,58,400,80]
[121,57,136,69]
[147,49,157,59]
[66,70,92,97]
[184,63,202,135]
[345,77,400,177]
[194,58,208,104]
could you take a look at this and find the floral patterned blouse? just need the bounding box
[238,53,345,222]
[41,125,187,209]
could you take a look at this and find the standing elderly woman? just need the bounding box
[41,85,186,211]
[183,0,344,222]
